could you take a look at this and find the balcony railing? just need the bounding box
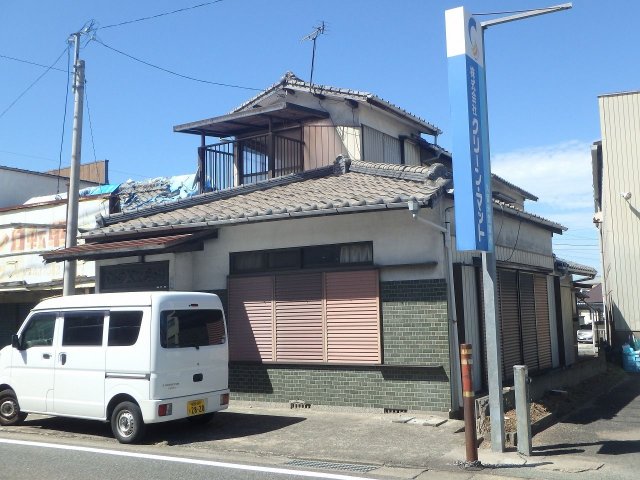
[198,133,304,192]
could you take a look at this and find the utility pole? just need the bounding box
[62,31,86,296]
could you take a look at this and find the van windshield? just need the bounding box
[159,309,225,348]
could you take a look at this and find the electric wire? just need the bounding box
[0,54,69,73]
[56,44,72,194]
[85,82,98,165]
[99,0,224,30]
[0,46,69,120]
[92,37,261,91]
[504,220,522,262]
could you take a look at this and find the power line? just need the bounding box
[0,46,69,120]
[0,53,69,73]
[92,37,261,91]
[99,0,224,30]
[85,82,98,164]
[56,44,72,194]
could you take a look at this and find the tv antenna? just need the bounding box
[302,21,326,90]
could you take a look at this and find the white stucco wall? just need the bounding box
[96,207,448,292]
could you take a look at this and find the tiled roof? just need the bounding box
[231,72,441,136]
[42,233,203,263]
[492,173,538,201]
[84,159,451,239]
[555,257,597,278]
[493,199,566,233]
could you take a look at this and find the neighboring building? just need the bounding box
[0,195,110,346]
[592,91,640,346]
[577,282,603,326]
[44,73,585,414]
[0,163,195,347]
[46,159,110,184]
[0,164,101,209]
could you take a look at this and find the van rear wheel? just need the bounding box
[0,389,27,426]
[111,401,145,444]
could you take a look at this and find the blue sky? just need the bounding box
[2,0,637,272]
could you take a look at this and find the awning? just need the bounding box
[173,102,330,137]
[42,231,216,263]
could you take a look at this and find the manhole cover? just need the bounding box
[285,459,378,473]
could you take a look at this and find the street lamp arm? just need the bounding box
[480,3,572,30]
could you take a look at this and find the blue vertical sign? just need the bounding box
[445,7,493,252]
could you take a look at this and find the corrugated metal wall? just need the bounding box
[599,92,640,335]
[362,125,401,164]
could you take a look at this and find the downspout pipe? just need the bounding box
[408,200,462,415]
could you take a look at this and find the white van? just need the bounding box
[0,292,229,443]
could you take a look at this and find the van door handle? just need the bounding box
[42,353,51,359]
[59,353,67,365]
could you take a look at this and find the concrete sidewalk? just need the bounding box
[3,381,629,480]
[160,401,610,479]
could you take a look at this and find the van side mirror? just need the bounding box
[11,334,21,350]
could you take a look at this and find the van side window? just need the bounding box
[160,309,226,348]
[62,312,104,346]
[21,313,56,348]
[108,311,143,346]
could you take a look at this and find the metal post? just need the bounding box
[460,343,478,462]
[514,365,532,456]
[482,251,505,451]
[63,33,85,296]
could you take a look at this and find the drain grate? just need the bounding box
[384,407,408,414]
[286,460,378,473]
[290,400,311,409]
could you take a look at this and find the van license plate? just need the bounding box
[187,399,206,416]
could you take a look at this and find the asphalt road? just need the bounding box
[0,437,375,480]
[530,373,640,480]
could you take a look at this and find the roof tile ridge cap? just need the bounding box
[230,71,297,113]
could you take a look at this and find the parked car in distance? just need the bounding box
[577,323,594,343]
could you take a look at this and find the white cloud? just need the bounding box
[492,140,601,272]
[492,140,594,210]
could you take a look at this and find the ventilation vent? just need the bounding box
[290,400,311,409]
[384,407,408,414]
[285,460,377,473]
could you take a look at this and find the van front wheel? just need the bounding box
[111,401,145,444]
[0,389,27,426]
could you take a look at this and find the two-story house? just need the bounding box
[44,73,584,414]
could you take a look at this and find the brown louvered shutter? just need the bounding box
[325,270,381,364]
[274,273,324,362]
[228,276,274,361]
[534,275,553,369]
[519,273,539,372]
[498,269,522,381]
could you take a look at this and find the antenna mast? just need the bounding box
[302,21,326,90]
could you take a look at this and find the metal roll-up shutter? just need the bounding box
[325,270,381,364]
[534,275,553,369]
[228,276,274,361]
[498,269,521,381]
[519,272,539,372]
[274,273,324,362]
